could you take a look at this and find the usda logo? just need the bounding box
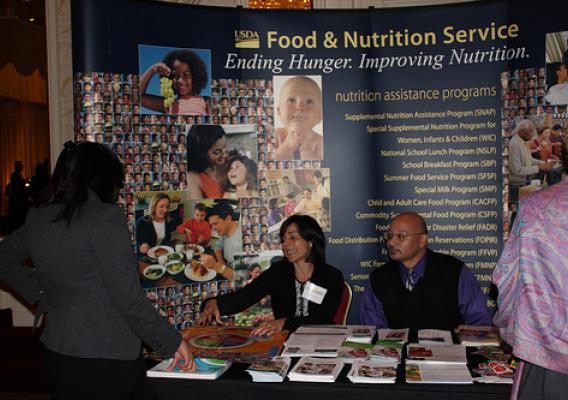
[235,30,260,48]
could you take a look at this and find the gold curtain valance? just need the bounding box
[0,62,47,104]
[0,18,47,79]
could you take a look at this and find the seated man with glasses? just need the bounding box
[359,212,491,335]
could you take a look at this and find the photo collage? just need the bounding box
[72,45,332,330]
[500,30,568,237]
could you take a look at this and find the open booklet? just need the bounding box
[347,361,398,384]
[287,357,345,383]
[147,358,231,380]
[337,340,403,364]
[246,356,292,383]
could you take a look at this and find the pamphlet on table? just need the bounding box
[377,328,409,343]
[347,361,398,384]
[287,357,345,383]
[455,325,501,347]
[246,356,292,383]
[147,358,231,380]
[417,329,453,344]
[406,343,467,365]
[369,341,403,363]
[406,363,473,384]
[281,328,345,357]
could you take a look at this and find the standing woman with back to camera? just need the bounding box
[0,142,193,400]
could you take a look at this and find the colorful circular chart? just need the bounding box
[189,333,254,349]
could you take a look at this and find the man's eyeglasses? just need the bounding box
[384,232,426,241]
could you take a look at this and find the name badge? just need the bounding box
[302,282,327,304]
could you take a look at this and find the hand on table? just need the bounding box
[167,339,195,372]
[250,318,286,337]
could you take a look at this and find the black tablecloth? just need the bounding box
[148,362,511,400]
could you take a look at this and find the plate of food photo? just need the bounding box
[165,260,185,275]
[147,245,174,259]
[142,264,166,280]
[165,252,184,262]
[184,260,216,282]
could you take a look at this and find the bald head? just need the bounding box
[387,212,428,268]
[392,212,428,234]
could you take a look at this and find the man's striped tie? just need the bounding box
[405,269,415,291]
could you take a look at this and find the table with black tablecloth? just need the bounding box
[148,360,511,400]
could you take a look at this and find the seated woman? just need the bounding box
[136,192,176,255]
[198,215,344,335]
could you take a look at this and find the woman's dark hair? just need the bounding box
[280,214,325,265]
[163,49,208,96]
[50,140,75,193]
[51,142,124,224]
[223,151,258,193]
[187,125,225,172]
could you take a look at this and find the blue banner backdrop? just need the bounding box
[70,0,568,325]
